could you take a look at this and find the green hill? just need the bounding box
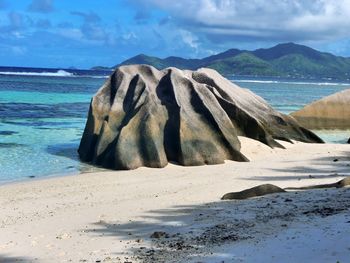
[207,53,280,76]
[115,43,350,80]
[120,54,168,69]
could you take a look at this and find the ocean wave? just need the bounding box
[86,75,109,79]
[231,79,350,86]
[0,70,74,77]
[0,70,111,79]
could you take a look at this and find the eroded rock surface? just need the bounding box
[79,65,322,170]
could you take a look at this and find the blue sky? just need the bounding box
[1,0,350,68]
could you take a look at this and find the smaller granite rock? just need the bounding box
[291,89,350,129]
[285,177,350,190]
[221,184,286,200]
[336,177,350,188]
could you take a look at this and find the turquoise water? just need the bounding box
[0,73,349,183]
[0,74,107,183]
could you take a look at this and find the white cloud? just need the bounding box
[70,11,107,41]
[122,32,138,41]
[12,31,25,39]
[57,28,84,41]
[139,0,350,42]
[179,30,199,50]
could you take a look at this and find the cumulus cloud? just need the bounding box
[136,0,350,42]
[28,0,54,13]
[179,30,199,50]
[70,11,107,41]
[0,12,36,33]
[56,27,84,41]
[0,12,23,36]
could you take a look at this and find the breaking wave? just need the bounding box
[0,70,74,77]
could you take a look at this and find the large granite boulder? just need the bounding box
[78,65,322,170]
[291,89,350,129]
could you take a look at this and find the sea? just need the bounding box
[0,66,349,184]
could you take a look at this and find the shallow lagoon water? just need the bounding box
[0,74,106,183]
[0,73,349,183]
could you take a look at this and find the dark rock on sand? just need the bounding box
[347,137,350,144]
[291,89,350,129]
[221,177,350,201]
[285,177,350,190]
[221,184,286,200]
[79,65,323,170]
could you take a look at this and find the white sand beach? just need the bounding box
[0,137,349,262]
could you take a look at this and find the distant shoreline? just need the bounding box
[2,65,350,84]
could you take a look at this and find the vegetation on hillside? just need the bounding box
[115,43,350,80]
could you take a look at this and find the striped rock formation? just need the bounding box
[78,65,322,170]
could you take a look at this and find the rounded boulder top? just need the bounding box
[291,89,350,129]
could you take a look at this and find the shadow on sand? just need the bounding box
[76,149,350,261]
[82,182,350,262]
[243,150,350,182]
[0,254,38,262]
[84,200,258,261]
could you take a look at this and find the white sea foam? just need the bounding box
[0,70,74,77]
[89,75,109,79]
[231,79,350,86]
[0,70,111,79]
